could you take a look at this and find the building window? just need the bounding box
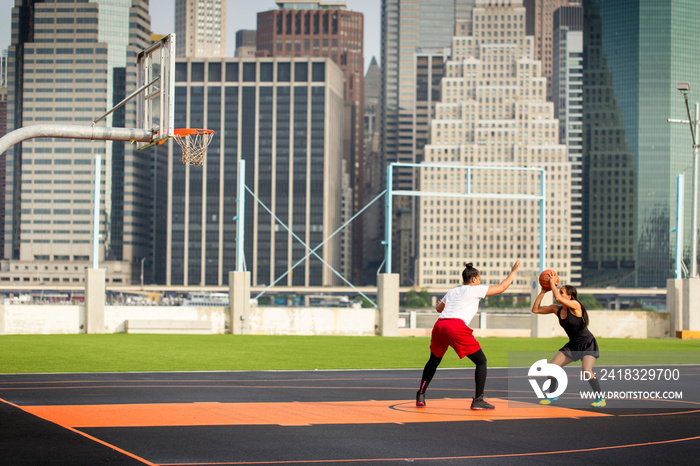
[242,62,256,82]
[294,62,308,82]
[277,62,290,82]
[260,62,273,82]
[312,62,325,82]
[225,62,238,82]
[208,62,221,81]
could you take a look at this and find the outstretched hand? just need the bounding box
[511,259,521,273]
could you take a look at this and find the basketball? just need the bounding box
[539,270,559,291]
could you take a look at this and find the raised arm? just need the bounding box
[549,276,582,316]
[531,290,559,314]
[486,259,520,296]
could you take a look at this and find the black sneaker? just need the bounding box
[470,395,495,410]
[416,391,426,407]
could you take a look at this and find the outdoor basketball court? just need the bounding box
[1,366,699,465]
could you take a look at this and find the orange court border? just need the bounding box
[2,368,700,465]
[21,397,609,428]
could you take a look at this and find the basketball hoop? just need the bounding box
[173,128,214,166]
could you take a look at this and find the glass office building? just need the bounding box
[583,0,700,287]
[256,3,365,283]
[2,0,152,285]
[158,57,345,287]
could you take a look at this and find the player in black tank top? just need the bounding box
[531,274,605,407]
[557,306,595,347]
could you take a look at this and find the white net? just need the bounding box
[173,129,214,166]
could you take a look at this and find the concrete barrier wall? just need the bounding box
[590,310,670,339]
[0,305,377,336]
[243,307,377,336]
[531,310,671,339]
[105,306,227,334]
[0,305,670,338]
[0,305,83,334]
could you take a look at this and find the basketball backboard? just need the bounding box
[136,34,175,149]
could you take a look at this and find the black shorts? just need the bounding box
[559,337,599,361]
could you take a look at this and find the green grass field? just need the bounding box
[0,334,698,373]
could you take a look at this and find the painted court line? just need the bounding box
[20,398,609,428]
[1,398,156,466]
[156,435,700,465]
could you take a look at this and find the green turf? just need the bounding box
[0,334,698,373]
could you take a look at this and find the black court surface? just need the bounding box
[1,366,699,465]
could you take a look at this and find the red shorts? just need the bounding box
[430,318,481,359]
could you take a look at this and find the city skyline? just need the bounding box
[0,1,381,72]
[1,0,700,288]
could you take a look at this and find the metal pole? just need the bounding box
[0,125,152,156]
[140,257,145,287]
[676,174,685,279]
[539,168,546,273]
[92,155,101,270]
[692,103,699,277]
[385,165,393,274]
[93,76,160,125]
[236,159,246,272]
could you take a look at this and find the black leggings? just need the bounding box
[418,349,487,398]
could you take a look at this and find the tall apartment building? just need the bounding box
[256,1,365,283]
[381,0,475,284]
[417,0,571,289]
[175,0,226,58]
[523,0,581,98]
[156,57,345,287]
[582,0,700,287]
[1,0,152,286]
[552,6,583,285]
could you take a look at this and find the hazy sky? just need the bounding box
[0,0,381,73]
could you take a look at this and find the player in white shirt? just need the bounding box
[416,260,520,410]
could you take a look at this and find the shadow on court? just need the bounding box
[1,367,699,465]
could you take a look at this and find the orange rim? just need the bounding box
[173,128,214,137]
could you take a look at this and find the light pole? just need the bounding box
[670,83,699,278]
[140,257,146,288]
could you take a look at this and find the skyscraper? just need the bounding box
[582,0,700,287]
[256,1,365,283]
[523,0,581,98]
[175,0,226,58]
[552,6,583,284]
[417,0,571,288]
[1,0,152,285]
[362,57,383,283]
[157,56,345,287]
[381,0,475,284]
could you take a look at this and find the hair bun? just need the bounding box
[465,262,473,268]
